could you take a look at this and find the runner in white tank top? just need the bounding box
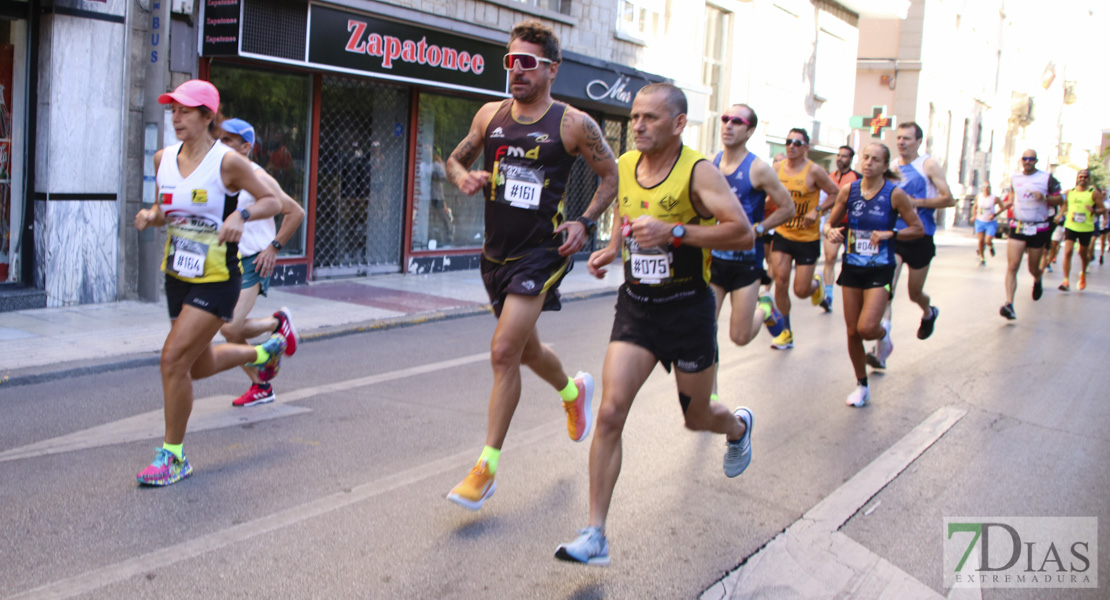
[217,117,305,409]
[131,80,291,487]
[998,149,1062,320]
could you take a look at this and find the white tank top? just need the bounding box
[1010,170,1052,223]
[976,195,999,220]
[236,162,277,256]
[156,141,239,283]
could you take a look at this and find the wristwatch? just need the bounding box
[239,208,251,222]
[754,222,765,236]
[575,215,597,236]
[271,240,283,251]
[672,223,687,247]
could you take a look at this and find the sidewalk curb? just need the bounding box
[0,288,618,388]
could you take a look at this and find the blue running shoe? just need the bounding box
[136,448,193,486]
[724,407,753,477]
[555,526,610,566]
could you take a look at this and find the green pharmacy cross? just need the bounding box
[849,107,894,137]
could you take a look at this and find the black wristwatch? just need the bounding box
[575,215,597,236]
[239,208,251,222]
[270,240,283,251]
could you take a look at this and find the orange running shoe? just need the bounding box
[446,460,496,511]
[1079,272,1087,290]
[564,371,595,442]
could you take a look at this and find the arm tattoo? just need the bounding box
[582,117,613,164]
[447,134,482,186]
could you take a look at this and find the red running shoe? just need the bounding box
[232,383,275,407]
[272,307,299,356]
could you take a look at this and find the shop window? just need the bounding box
[595,116,628,246]
[316,77,410,275]
[412,91,487,253]
[209,63,311,258]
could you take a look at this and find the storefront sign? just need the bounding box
[551,57,663,115]
[308,4,506,95]
[200,0,240,56]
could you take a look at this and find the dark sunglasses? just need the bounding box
[784,139,807,147]
[720,115,752,127]
[503,53,553,71]
[1021,157,1037,162]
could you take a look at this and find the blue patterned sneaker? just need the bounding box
[724,407,753,477]
[136,448,193,486]
[251,333,287,382]
[555,526,610,566]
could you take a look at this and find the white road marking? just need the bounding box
[701,405,967,600]
[0,352,488,463]
[5,373,554,600]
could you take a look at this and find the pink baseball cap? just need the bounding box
[158,79,219,112]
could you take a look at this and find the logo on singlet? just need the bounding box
[490,127,505,139]
[527,132,551,143]
[191,190,207,204]
[659,195,679,212]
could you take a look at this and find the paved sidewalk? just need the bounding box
[0,265,624,384]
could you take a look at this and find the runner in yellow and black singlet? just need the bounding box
[556,83,755,567]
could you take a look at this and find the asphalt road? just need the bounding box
[1,234,1108,599]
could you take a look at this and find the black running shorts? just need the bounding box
[1008,225,1050,249]
[894,235,936,269]
[836,263,895,290]
[165,274,242,321]
[1064,229,1093,246]
[710,259,763,293]
[771,232,820,266]
[481,248,571,318]
[610,285,717,374]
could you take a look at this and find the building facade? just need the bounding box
[0,0,672,311]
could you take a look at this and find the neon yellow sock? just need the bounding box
[162,442,184,460]
[710,393,718,403]
[251,345,270,366]
[558,377,578,403]
[479,445,501,474]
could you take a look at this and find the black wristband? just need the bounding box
[891,229,899,240]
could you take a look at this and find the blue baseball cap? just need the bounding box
[220,118,255,146]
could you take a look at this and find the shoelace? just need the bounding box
[575,527,602,549]
[467,462,490,479]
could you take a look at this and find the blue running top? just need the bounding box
[843,180,898,268]
[895,154,937,235]
[711,151,766,263]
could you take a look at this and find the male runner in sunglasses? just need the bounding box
[443,20,618,511]
[709,105,793,358]
[998,150,1061,318]
[770,128,840,349]
[866,121,953,367]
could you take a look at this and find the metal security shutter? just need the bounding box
[313,76,410,276]
[242,0,308,61]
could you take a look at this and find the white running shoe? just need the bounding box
[846,385,870,408]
